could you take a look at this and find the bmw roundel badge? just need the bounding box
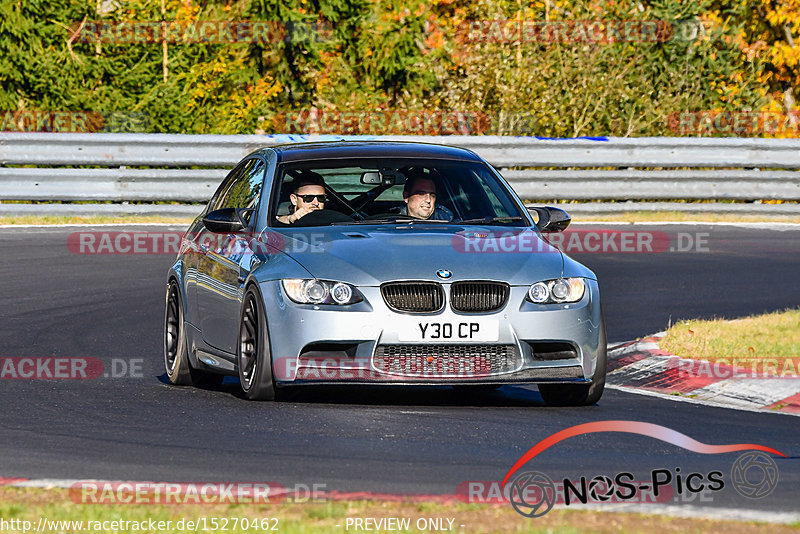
[436,269,452,280]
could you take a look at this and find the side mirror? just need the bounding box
[531,206,571,233]
[202,208,252,233]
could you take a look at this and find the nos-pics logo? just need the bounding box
[503,421,783,518]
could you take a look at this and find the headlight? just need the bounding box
[330,282,353,304]
[282,279,363,305]
[528,282,550,303]
[527,278,585,304]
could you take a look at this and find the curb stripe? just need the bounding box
[607,337,800,414]
[765,392,800,413]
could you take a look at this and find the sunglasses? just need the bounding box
[296,194,328,202]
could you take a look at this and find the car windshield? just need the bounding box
[271,158,528,227]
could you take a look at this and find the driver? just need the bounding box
[399,171,453,221]
[276,174,328,225]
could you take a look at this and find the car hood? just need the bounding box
[266,225,579,286]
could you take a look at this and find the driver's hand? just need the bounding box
[290,204,321,222]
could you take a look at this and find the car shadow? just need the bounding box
[277,384,552,407]
[158,373,605,408]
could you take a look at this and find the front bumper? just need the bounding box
[260,279,603,385]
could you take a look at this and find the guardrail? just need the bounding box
[1,133,800,207]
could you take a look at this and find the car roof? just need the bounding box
[254,140,483,163]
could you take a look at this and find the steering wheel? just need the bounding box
[291,209,354,227]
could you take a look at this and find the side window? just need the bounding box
[450,179,476,217]
[474,166,525,219]
[208,161,249,212]
[215,159,266,225]
[477,173,507,215]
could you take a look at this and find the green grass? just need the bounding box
[0,487,794,534]
[661,309,800,364]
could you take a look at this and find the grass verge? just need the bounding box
[660,309,800,365]
[0,487,794,534]
[573,211,800,224]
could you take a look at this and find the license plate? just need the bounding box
[398,320,499,342]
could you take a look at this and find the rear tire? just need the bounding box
[164,280,223,389]
[238,286,276,401]
[538,313,607,406]
[164,281,192,385]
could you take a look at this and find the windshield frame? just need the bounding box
[266,156,535,228]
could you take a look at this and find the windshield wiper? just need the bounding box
[457,216,525,225]
[330,216,451,225]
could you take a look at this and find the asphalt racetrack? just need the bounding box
[0,223,798,516]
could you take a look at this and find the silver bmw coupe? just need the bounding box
[164,141,606,404]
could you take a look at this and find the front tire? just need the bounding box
[238,286,276,400]
[538,313,607,406]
